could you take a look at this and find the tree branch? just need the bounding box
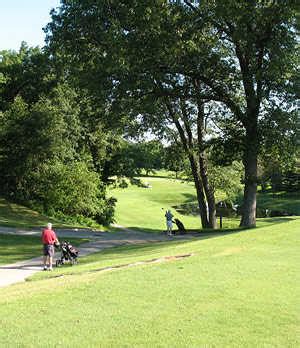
[180,99,194,148]
[183,0,198,12]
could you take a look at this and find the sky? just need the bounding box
[0,0,61,51]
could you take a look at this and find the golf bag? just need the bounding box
[173,218,186,234]
[56,241,79,267]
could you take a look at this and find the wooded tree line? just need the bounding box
[0,44,119,224]
[0,0,298,228]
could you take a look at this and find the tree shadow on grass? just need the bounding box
[24,216,299,282]
[34,217,298,274]
[117,216,297,240]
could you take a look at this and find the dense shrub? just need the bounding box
[29,162,115,223]
[0,92,115,226]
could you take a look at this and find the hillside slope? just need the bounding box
[1,217,299,347]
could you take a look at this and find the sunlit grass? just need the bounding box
[0,235,89,265]
[1,217,299,347]
[109,176,299,232]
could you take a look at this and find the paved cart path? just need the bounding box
[0,225,199,288]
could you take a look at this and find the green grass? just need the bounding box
[257,191,300,215]
[141,168,177,178]
[110,177,215,231]
[1,217,299,347]
[0,197,104,229]
[0,235,89,265]
[109,177,299,232]
[0,198,59,228]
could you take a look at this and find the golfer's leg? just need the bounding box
[49,256,53,269]
[43,255,47,267]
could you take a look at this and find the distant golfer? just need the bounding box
[165,210,174,236]
[42,223,59,271]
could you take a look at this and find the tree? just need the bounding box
[181,0,298,226]
[0,42,56,111]
[136,141,164,176]
[45,0,298,228]
[0,95,69,198]
[164,142,188,178]
[45,0,219,228]
[0,85,115,224]
[104,140,165,179]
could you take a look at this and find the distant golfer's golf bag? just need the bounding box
[56,241,79,267]
[174,218,186,234]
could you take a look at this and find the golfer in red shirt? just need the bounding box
[42,223,59,271]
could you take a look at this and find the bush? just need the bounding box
[119,179,129,188]
[27,161,115,224]
[94,197,117,226]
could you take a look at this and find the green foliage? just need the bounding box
[0,1,297,228]
[208,161,244,203]
[0,84,115,225]
[0,92,76,198]
[258,107,299,191]
[30,162,102,216]
[44,0,298,227]
[0,42,56,110]
[163,142,189,178]
[106,140,165,179]
[136,140,164,175]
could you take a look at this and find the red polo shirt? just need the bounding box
[42,228,57,245]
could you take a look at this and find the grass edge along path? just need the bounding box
[0,234,89,266]
[0,217,299,347]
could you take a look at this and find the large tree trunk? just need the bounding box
[189,154,210,228]
[165,98,212,229]
[196,101,217,229]
[240,127,258,227]
[234,52,261,228]
[199,154,217,229]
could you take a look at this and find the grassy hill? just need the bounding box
[0,198,56,228]
[0,198,102,229]
[1,217,299,347]
[109,176,299,231]
[110,177,203,231]
[257,191,300,215]
[1,176,298,232]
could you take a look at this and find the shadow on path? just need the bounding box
[0,216,297,288]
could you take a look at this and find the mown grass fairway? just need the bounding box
[0,235,88,265]
[110,177,220,231]
[1,218,299,347]
[110,177,299,231]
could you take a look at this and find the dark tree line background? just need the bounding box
[0,0,298,228]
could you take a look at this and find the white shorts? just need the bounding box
[166,220,173,229]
